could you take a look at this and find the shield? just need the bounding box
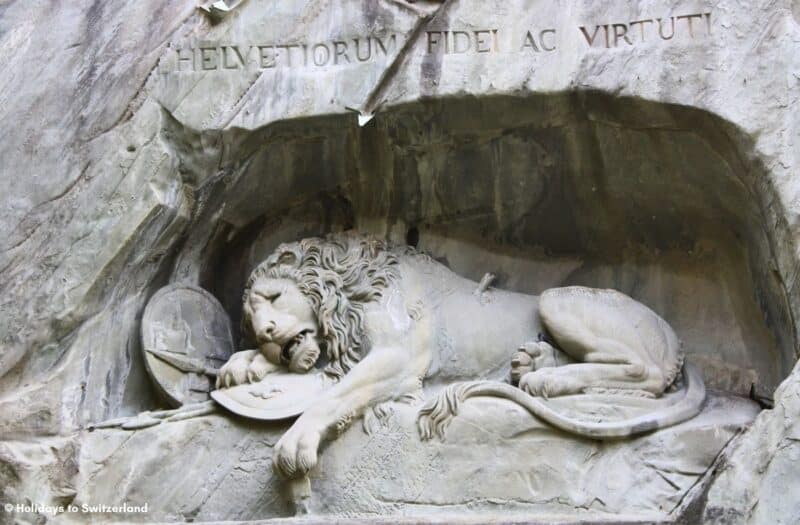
[211,371,333,420]
[141,284,234,407]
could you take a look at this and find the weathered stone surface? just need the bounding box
[313,393,757,520]
[68,415,289,523]
[697,359,800,524]
[0,438,79,522]
[0,0,798,523]
[56,393,754,523]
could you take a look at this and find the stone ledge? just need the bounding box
[60,392,757,523]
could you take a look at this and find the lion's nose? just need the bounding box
[257,322,276,343]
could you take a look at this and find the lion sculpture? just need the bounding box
[216,233,705,478]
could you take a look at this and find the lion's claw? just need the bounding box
[245,353,273,383]
[510,350,534,385]
[216,350,259,389]
[273,420,322,478]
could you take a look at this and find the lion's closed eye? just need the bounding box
[253,292,281,303]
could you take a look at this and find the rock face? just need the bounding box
[0,0,798,523]
[698,361,800,525]
[67,393,756,523]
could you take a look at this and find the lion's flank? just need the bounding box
[245,233,400,378]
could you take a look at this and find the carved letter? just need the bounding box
[452,31,471,54]
[579,25,602,47]
[258,45,276,69]
[677,13,705,38]
[176,47,194,71]
[474,30,491,52]
[222,46,246,69]
[657,17,675,40]
[353,38,371,61]
[612,23,632,46]
[521,30,540,52]
[277,45,299,67]
[312,43,330,66]
[333,41,350,64]
[539,29,556,51]
[374,34,397,56]
[426,31,441,53]
[200,47,217,70]
[629,19,653,42]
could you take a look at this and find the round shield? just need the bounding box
[211,372,332,420]
[141,284,234,407]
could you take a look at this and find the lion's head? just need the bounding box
[242,233,400,378]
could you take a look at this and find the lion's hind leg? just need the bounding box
[518,362,660,398]
[523,287,674,398]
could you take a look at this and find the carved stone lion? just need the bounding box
[217,233,704,478]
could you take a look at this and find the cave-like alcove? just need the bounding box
[169,92,795,400]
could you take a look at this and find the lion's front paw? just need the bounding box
[246,353,276,383]
[512,341,560,385]
[524,341,560,369]
[519,369,583,398]
[216,350,258,389]
[273,420,322,478]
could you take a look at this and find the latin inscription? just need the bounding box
[425,11,712,55]
[163,10,713,73]
[578,12,712,48]
[425,30,501,54]
[169,34,400,72]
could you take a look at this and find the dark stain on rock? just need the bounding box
[420,7,449,95]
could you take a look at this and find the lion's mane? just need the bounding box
[243,233,400,378]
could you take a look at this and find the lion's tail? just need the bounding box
[417,363,705,441]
